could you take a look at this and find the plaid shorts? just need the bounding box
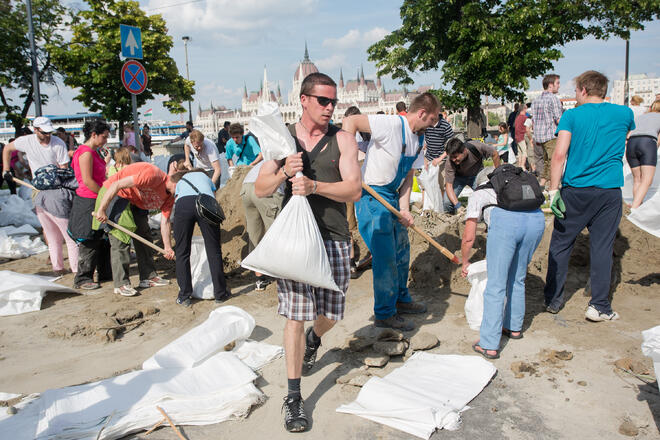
[277,239,350,322]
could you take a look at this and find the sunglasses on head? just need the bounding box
[307,94,338,107]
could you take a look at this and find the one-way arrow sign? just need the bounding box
[120,24,143,59]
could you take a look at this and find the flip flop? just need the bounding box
[472,342,500,360]
[502,329,523,339]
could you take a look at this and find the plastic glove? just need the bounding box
[549,190,566,219]
[3,171,13,184]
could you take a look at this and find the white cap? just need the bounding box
[32,116,55,133]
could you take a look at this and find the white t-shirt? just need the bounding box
[465,188,497,227]
[185,138,219,170]
[524,119,533,130]
[14,134,68,172]
[362,115,424,186]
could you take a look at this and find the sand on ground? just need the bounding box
[0,168,659,439]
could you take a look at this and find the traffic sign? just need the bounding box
[121,60,148,95]
[120,24,143,59]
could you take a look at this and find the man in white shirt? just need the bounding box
[183,129,222,187]
[342,92,440,331]
[2,117,69,175]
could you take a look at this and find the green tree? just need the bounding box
[368,0,660,137]
[51,0,194,135]
[0,0,68,136]
[488,112,501,127]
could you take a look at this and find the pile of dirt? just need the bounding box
[215,166,252,274]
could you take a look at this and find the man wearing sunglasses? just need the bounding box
[343,92,441,332]
[255,72,361,433]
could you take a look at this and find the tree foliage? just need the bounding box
[368,0,660,136]
[0,0,68,135]
[51,0,194,126]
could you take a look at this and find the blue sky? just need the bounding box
[22,0,660,121]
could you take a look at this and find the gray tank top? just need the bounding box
[283,124,349,242]
[630,112,660,138]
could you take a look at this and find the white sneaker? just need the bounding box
[138,276,170,288]
[585,305,619,322]
[114,285,138,297]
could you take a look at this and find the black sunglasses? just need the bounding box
[306,94,338,107]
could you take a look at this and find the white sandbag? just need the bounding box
[248,102,297,161]
[0,271,77,316]
[465,260,487,331]
[0,194,41,228]
[233,339,284,371]
[0,224,39,236]
[337,352,497,439]
[418,165,443,212]
[151,154,170,172]
[410,191,423,204]
[148,212,162,230]
[627,189,660,238]
[0,232,48,259]
[143,306,256,370]
[641,325,660,392]
[242,102,340,291]
[622,152,660,204]
[189,236,215,299]
[242,195,341,291]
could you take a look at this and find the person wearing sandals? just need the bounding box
[69,120,113,290]
[460,172,545,359]
[170,168,230,307]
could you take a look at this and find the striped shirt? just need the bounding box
[424,118,454,160]
[531,91,563,143]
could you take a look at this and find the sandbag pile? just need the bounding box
[0,306,283,439]
[0,271,76,316]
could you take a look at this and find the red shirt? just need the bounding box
[514,113,528,142]
[104,162,174,219]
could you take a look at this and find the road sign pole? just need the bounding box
[132,94,142,153]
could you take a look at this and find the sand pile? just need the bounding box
[216,166,252,274]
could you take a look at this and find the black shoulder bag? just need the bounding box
[181,177,225,225]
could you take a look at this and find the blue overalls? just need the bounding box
[356,116,422,320]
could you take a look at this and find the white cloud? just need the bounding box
[322,27,389,50]
[315,54,347,71]
[199,83,243,106]
[144,0,318,45]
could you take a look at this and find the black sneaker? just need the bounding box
[282,395,308,432]
[374,313,415,331]
[303,327,320,374]
[176,297,191,307]
[255,278,271,291]
[350,261,358,279]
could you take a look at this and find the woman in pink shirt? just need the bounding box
[69,120,112,290]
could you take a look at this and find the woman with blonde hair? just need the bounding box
[629,95,646,119]
[626,99,660,208]
[108,146,132,176]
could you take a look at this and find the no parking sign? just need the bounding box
[121,60,148,95]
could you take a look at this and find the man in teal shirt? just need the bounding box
[225,123,263,167]
[544,70,635,321]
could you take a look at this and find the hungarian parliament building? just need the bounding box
[193,45,434,136]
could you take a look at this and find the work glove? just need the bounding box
[3,171,13,184]
[549,190,566,219]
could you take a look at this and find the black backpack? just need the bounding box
[476,164,544,212]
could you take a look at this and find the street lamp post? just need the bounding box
[25,0,42,116]
[182,36,193,123]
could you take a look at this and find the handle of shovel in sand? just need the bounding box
[13,178,38,191]
[361,182,460,264]
[92,212,171,258]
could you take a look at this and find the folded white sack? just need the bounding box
[337,352,497,439]
[0,271,76,316]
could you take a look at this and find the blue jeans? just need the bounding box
[444,175,477,213]
[479,208,545,350]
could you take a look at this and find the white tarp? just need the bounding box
[622,152,660,205]
[337,352,497,439]
[190,236,215,299]
[0,225,39,236]
[0,307,283,439]
[641,325,660,392]
[0,231,48,259]
[464,259,487,331]
[0,271,76,316]
[628,191,660,238]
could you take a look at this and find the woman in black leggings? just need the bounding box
[626,99,660,208]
